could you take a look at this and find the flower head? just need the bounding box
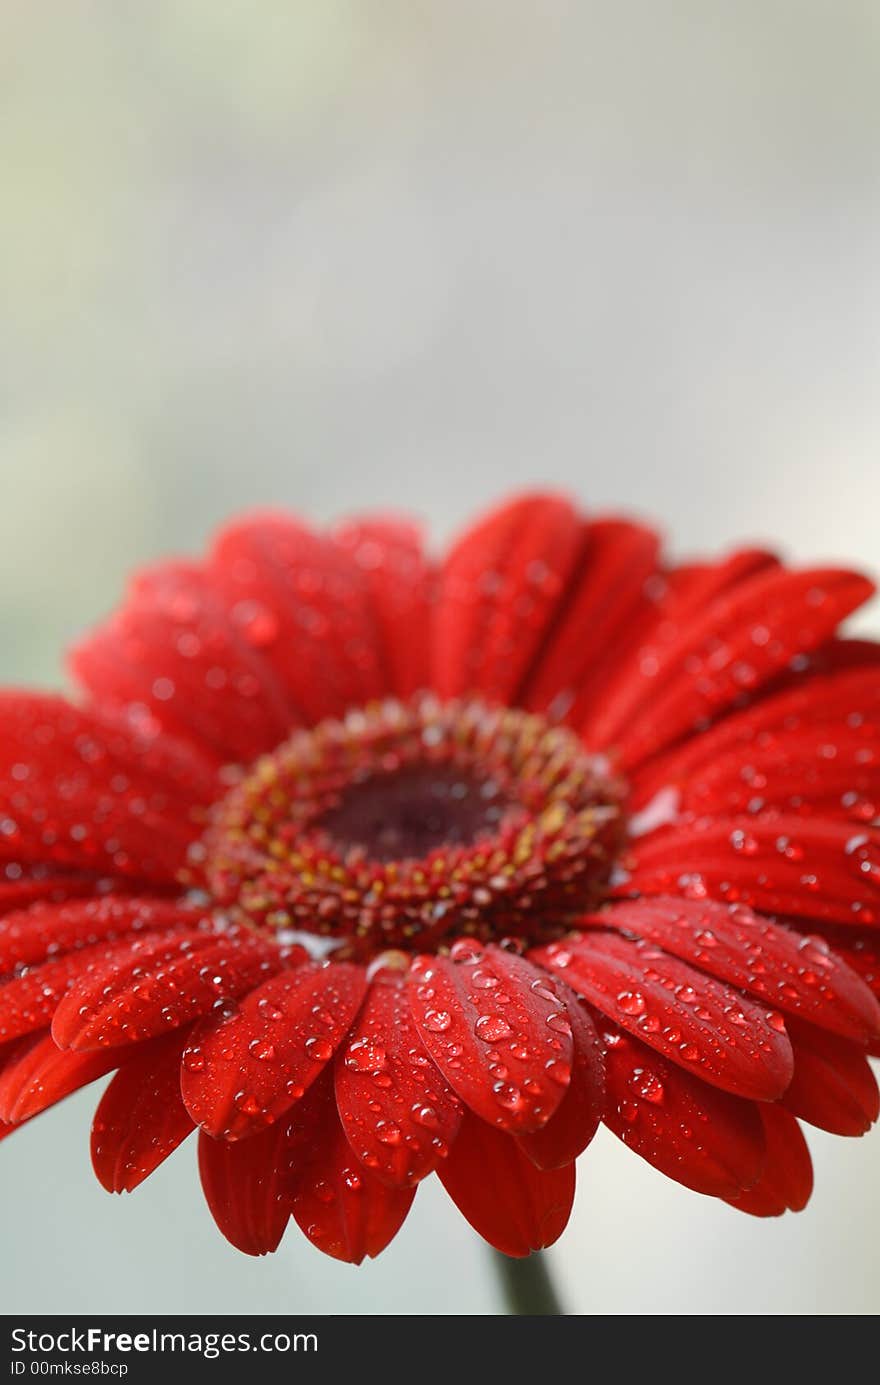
[1,494,878,1260]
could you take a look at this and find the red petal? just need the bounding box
[579,549,782,748]
[0,1031,122,1123]
[623,815,880,927]
[667,549,783,614]
[181,961,366,1139]
[535,932,793,1100]
[799,637,880,678]
[91,1030,195,1191]
[586,897,880,1042]
[408,944,574,1133]
[209,514,385,723]
[630,665,880,811]
[515,988,605,1169]
[332,518,433,698]
[52,929,284,1050]
[0,896,206,972]
[675,726,880,824]
[437,1108,575,1256]
[198,1121,291,1256]
[0,932,194,1043]
[808,924,880,997]
[0,692,209,881]
[432,494,585,703]
[0,1031,44,1069]
[600,1019,766,1198]
[287,1074,415,1263]
[522,518,660,716]
[781,1019,879,1136]
[335,972,462,1187]
[587,566,873,769]
[70,563,294,763]
[0,873,111,918]
[724,1105,813,1216]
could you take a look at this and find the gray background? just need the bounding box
[1,1,878,1314]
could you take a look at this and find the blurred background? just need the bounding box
[1,0,879,1314]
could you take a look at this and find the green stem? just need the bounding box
[492,1249,565,1315]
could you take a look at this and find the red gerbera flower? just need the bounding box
[1,493,879,1263]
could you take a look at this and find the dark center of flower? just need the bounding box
[193,696,625,957]
[318,764,511,862]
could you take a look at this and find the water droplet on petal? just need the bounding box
[475,1014,513,1042]
[424,1008,452,1033]
[344,1037,388,1072]
[617,990,646,1017]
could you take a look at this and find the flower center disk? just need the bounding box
[197,696,625,954]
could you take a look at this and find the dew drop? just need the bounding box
[235,1092,262,1117]
[493,1081,526,1112]
[375,1120,403,1146]
[471,968,500,990]
[345,1037,388,1072]
[424,1009,452,1033]
[637,1071,665,1103]
[412,1104,439,1129]
[617,990,646,1017]
[475,1014,514,1042]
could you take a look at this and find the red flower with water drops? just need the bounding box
[1,493,879,1263]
